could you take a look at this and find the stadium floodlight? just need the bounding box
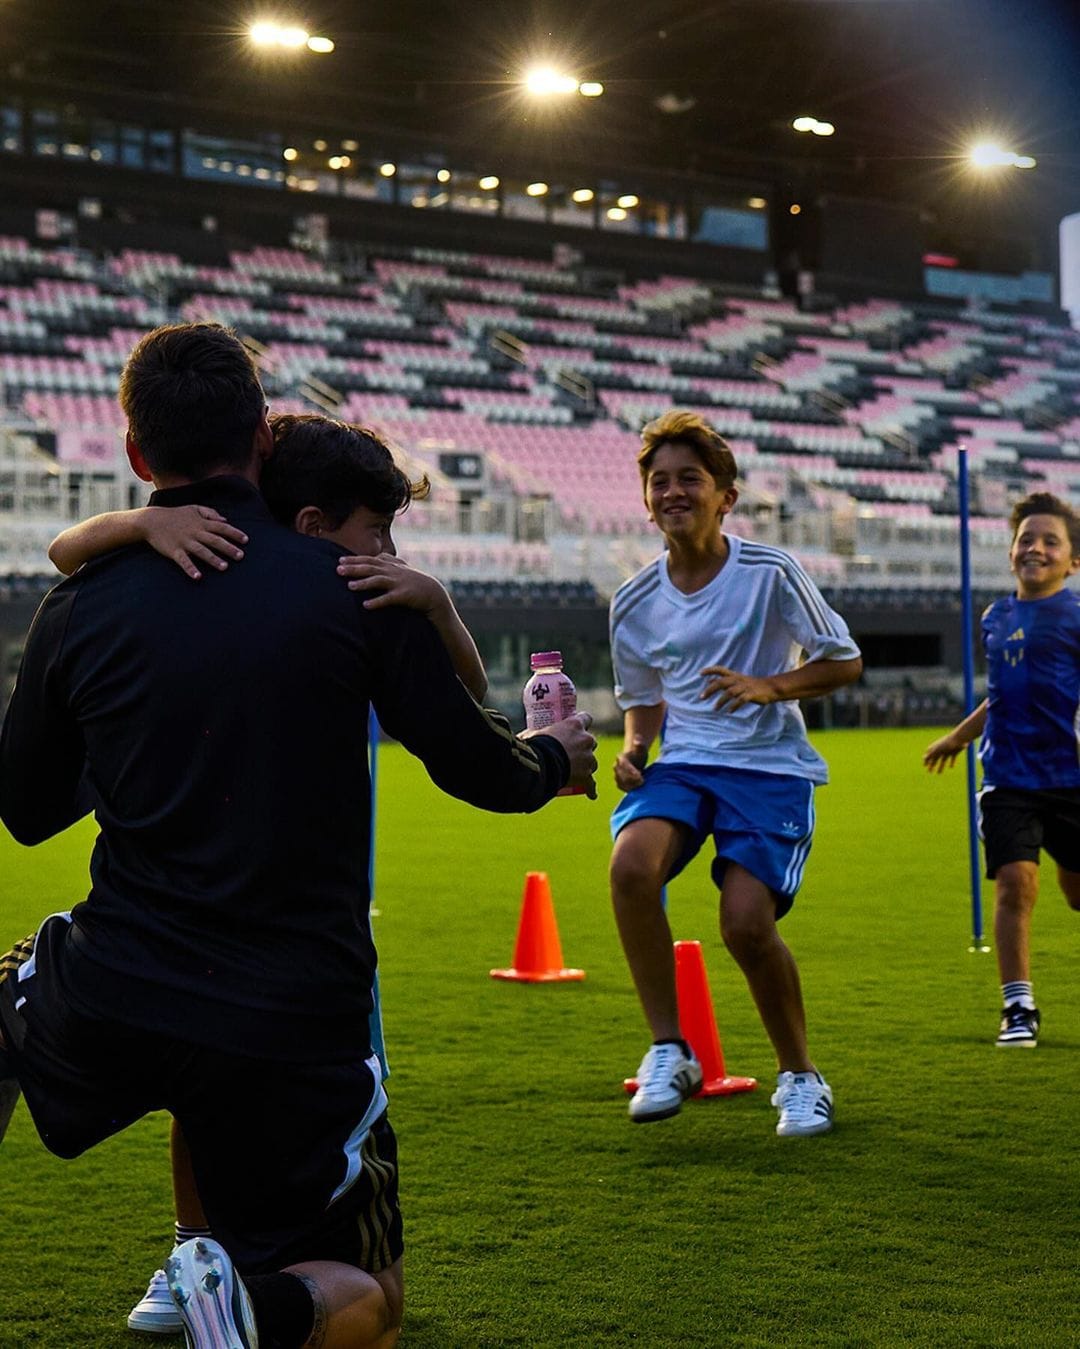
[478,175,500,189]
[342,139,359,152]
[279,26,309,48]
[306,36,335,53]
[789,203,802,215]
[313,139,327,151]
[811,121,835,137]
[606,206,627,221]
[526,181,549,196]
[437,169,451,183]
[617,194,639,209]
[1014,155,1037,169]
[969,141,1018,169]
[379,162,396,177]
[250,21,281,45]
[747,196,767,209]
[571,188,594,203]
[792,116,817,132]
[524,67,579,96]
[579,81,604,97]
[283,147,298,161]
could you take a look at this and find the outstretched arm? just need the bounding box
[49,507,247,580]
[699,655,863,712]
[338,554,487,701]
[923,700,988,773]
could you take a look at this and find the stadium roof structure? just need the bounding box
[2,0,1079,287]
[5,0,1078,185]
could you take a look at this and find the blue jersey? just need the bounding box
[979,589,1080,791]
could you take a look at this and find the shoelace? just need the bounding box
[1002,1006,1035,1029]
[640,1044,683,1088]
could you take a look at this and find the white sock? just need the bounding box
[1002,980,1035,1010]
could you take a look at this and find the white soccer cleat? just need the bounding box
[628,1041,703,1123]
[771,1070,834,1137]
[164,1238,259,1348]
[128,1266,184,1334]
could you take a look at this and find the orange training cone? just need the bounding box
[490,871,585,983]
[624,939,757,1096]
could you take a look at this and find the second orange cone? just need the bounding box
[624,939,756,1096]
[490,871,585,983]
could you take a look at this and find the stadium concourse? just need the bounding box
[1,226,1079,723]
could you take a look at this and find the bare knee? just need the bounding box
[610,830,674,903]
[720,908,777,966]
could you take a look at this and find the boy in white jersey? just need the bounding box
[923,492,1080,1049]
[609,411,862,1135]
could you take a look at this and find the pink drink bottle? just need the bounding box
[523,651,582,796]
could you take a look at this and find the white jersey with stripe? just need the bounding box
[609,535,861,784]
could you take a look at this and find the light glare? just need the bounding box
[279,26,309,47]
[571,188,594,203]
[525,67,578,96]
[579,81,604,97]
[307,36,335,53]
[617,194,639,209]
[792,116,817,132]
[379,162,396,177]
[811,121,835,137]
[526,181,549,196]
[478,175,500,190]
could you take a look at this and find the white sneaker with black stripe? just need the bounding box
[996,1003,1040,1047]
[771,1070,834,1137]
[127,1267,184,1334]
[628,1041,703,1123]
[164,1238,259,1348]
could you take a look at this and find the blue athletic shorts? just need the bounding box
[610,763,816,917]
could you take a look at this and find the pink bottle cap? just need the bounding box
[530,651,562,669]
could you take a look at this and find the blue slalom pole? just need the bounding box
[368,704,390,1076]
[957,449,989,953]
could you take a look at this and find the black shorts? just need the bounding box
[978,786,1080,879]
[0,914,403,1276]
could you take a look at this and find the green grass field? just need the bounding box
[2,728,1079,1347]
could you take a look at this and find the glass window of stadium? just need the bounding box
[690,192,769,250]
[183,130,286,188]
[31,107,61,157]
[447,174,500,215]
[0,102,21,154]
[399,162,450,209]
[549,186,598,229]
[598,184,640,234]
[502,177,550,222]
[640,195,687,241]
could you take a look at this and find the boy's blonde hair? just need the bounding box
[637,410,737,488]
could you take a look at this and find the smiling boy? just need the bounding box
[924,492,1080,1047]
[608,411,862,1136]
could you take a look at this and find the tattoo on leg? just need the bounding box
[295,1274,328,1349]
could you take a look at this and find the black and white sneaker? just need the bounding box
[771,1071,834,1137]
[996,1003,1040,1048]
[628,1042,703,1123]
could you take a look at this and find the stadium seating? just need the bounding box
[1,226,1078,609]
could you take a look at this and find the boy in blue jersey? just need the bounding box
[924,492,1080,1048]
[609,411,862,1136]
